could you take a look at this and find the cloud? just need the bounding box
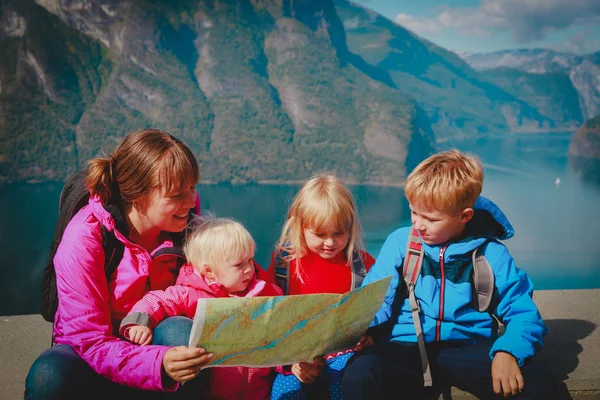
[394,13,442,35]
[442,0,600,43]
[560,28,600,54]
[394,0,600,43]
[437,10,496,37]
[343,16,360,30]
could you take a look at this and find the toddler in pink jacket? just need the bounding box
[120,217,282,400]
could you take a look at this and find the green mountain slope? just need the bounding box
[0,0,110,181]
[570,115,600,160]
[335,0,557,140]
[569,114,600,183]
[0,0,434,184]
[480,68,583,128]
[5,0,581,184]
[460,49,600,121]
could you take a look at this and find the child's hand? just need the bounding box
[491,351,524,397]
[291,357,325,383]
[128,325,153,346]
[354,335,374,352]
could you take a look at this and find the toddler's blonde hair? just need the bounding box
[276,174,364,280]
[405,149,483,214]
[184,216,255,274]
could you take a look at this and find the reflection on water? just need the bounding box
[442,133,600,291]
[1,132,599,316]
[570,155,600,185]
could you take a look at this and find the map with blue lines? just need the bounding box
[188,276,392,367]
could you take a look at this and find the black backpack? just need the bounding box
[41,171,126,322]
[40,171,192,323]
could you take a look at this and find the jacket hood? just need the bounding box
[176,265,268,298]
[421,195,514,259]
[466,196,514,241]
[89,194,126,234]
[88,194,184,258]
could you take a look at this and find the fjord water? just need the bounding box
[1,132,599,316]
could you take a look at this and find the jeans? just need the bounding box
[341,341,556,400]
[24,316,208,400]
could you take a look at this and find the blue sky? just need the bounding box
[352,0,600,54]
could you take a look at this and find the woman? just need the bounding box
[25,129,212,399]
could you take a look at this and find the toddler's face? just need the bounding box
[216,253,255,295]
[304,222,349,260]
[410,202,469,245]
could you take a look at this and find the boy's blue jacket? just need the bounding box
[364,196,547,366]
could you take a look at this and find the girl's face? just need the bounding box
[214,254,255,295]
[304,222,349,259]
[141,184,197,233]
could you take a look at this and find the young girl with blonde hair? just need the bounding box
[259,174,376,400]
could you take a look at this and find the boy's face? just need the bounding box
[410,202,473,246]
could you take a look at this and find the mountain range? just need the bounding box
[1,0,599,184]
[460,48,600,122]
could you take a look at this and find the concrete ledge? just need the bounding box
[1,289,599,400]
[0,314,52,400]
[451,289,600,399]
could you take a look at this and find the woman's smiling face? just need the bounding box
[142,184,197,233]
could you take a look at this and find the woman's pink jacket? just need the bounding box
[121,265,283,400]
[52,194,199,391]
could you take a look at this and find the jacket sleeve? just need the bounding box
[53,213,174,391]
[362,231,405,338]
[120,285,195,333]
[487,243,547,366]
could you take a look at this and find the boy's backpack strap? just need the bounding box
[350,251,367,290]
[472,246,495,312]
[274,251,290,295]
[403,228,433,387]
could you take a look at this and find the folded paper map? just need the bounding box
[188,276,392,367]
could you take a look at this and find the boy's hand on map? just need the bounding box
[291,357,325,383]
[491,351,524,397]
[128,325,153,346]
[354,335,374,351]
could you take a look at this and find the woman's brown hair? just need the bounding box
[86,129,200,206]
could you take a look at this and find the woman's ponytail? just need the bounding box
[86,156,115,204]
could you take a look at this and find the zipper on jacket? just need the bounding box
[436,245,447,342]
[239,367,248,400]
